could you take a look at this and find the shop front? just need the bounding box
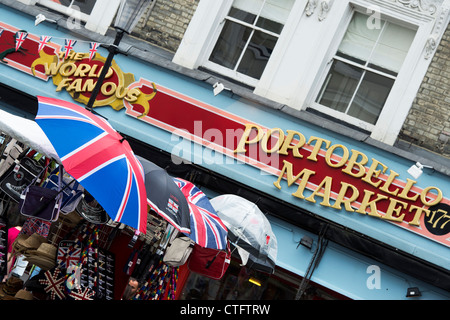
[0,4,449,301]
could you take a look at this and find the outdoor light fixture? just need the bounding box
[406,287,421,297]
[86,0,152,111]
[213,82,231,96]
[407,162,434,179]
[298,235,313,250]
[35,14,56,26]
[248,277,262,286]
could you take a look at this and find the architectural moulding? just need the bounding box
[305,0,334,21]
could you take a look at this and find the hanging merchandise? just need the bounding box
[0,218,7,278]
[75,192,109,225]
[0,138,24,178]
[187,241,231,280]
[133,257,178,300]
[0,155,45,202]
[39,267,66,300]
[97,249,115,300]
[19,164,62,222]
[42,167,84,214]
[163,236,194,267]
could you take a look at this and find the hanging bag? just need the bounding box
[163,236,194,267]
[0,156,44,202]
[42,167,83,214]
[19,164,62,222]
[188,241,231,280]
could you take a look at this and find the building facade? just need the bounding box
[0,0,449,300]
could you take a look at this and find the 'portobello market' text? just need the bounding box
[234,124,443,227]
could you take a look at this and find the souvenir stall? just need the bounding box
[0,103,270,301]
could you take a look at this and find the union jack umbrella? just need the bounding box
[15,31,27,51]
[173,178,227,250]
[137,156,190,234]
[34,96,148,233]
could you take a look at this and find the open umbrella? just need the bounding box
[210,194,277,274]
[173,178,227,250]
[136,156,190,234]
[34,96,148,233]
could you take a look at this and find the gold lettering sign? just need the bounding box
[235,124,445,228]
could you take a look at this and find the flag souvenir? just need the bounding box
[89,42,100,61]
[68,286,96,300]
[57,240,82,269]
[63,39,77,59]
[38,35,52,53]
[39,268,66,300]
[15,31,28,51]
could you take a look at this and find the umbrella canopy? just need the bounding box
[34,96,148,233]
[0,108,59,160]
[210,194,277,273]
[173,178,227,250]
[136,156,190,234]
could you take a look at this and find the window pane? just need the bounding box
[229,7,256,24]
[257,0,294,33]
[371,22,416,73]
[347,71,394,124]
[209,21,251,69]
[337,12,384,65]
[317,60,363,113]
[237,30,277,79]
[50,0,96,15]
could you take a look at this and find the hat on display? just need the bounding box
[16,233,47,250]
[0,276,24,298]
[24,243,57,271]
[0,289,33,300]
[76,194,108,225]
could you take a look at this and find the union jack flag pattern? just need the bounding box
[89,42,100,61]
[38,35,52,53]
[0,28,3,38]
[173,178,227,250]
[39,268,66,300]
[15,31,27,51]
[35,96,148,233]
[63,39,77,60]
[57,243,82,268]
[69,286,96,300]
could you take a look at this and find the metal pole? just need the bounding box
[86,29,125,112]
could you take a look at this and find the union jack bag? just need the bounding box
[57,240,82,269]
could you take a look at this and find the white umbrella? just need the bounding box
[210,194,277,274]
[0,108,59,160]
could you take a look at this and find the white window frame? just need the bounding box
[309,6,420,132]
[173,0,308,87]
[306,1,444,144]
[175,0,449,146]
[18,0,121,35]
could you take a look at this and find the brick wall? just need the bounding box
[399,23,450,157]
[131,0,199,53]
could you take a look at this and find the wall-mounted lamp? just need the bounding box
[298,235,314,250]
[248,277,262,286]
[213,82,231,96]
[35,14,57,26]
[406,287,421,297]
[407,162,434,179]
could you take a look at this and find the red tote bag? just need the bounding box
[188,241,231,280]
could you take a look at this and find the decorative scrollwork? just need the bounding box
[396,0,439,15]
